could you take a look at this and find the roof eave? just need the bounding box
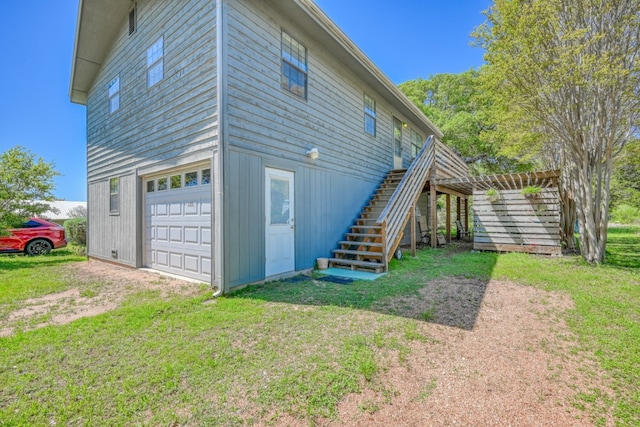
[292,0,443,138]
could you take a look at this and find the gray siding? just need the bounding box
[85,0,219,267]
[225,148,377,288]
[87,173,139,265]
[86,0,218,183]
[222,0,435,287]
[225,0,429,179]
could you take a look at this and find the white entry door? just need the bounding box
[265,168,295,277]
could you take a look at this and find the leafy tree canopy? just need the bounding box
[611,139,640,209]
[0,146,60,234]
[399,69,535,174]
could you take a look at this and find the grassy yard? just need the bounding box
[0,228,638,426]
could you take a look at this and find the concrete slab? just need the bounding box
[318,267,386,281]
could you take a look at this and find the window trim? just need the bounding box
[281,31,308,99]
[146,36,164,88]
[109,177,120,215]
[364,94,376,136]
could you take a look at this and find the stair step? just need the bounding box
[350,225,382,230]
[345,232,382,239]
[339,241,383,248]
[356,218,378,223]
[333,249,383,258]
[328,258,385,273]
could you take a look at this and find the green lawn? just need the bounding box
[0,228,638,426]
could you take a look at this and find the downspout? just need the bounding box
[212,0,226,296]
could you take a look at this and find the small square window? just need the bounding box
[201,169,211,185]
[158,177,168,191]
[109,177,119,214]
[185,171,198,187]
[146,180,155,193]
[170,174,181,189]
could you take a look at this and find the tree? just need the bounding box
[67,205,88,219]
[0,146,60,234]
[611,139,640,209]
[399,70,536,175]
[475,0,640,263]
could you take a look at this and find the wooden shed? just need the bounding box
[435,170,561,255]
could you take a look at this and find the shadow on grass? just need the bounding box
[605,226,640,269]
[232,242,499,331]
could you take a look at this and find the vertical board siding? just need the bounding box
[295,166,376,269]
[225,149,264,287]
[86,0,218,182]
[473,188,561,255]
[88,174,139,265]
[225,148,379,289]
[225,0,429,181]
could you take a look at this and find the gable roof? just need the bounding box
[70,0,442,137]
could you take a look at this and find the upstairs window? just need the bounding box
[128,4,137,35]
[109,177,119,214]
[411,129,423,158]
[108,75,120,114]
[281,31,307,99]
[147,37,164,88]
[364,94,376,136]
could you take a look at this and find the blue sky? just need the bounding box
[0,0,489,202]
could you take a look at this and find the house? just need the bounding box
[70,0,461,292]
[41,201,87,225]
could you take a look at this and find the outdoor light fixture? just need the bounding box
[306,147,319,160]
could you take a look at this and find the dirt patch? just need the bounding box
[0,260,208,336]
[331,280,613,426]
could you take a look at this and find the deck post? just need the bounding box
[464,197,469,239]
[410,203,416,257]
[430,183,437,248]
[445,194,451,243]
[456,197,462,240]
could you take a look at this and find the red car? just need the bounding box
[0,218,67,255]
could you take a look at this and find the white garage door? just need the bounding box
[144,167,212,282]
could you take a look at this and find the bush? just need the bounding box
[611,204,640,225]
[64,218,87,245]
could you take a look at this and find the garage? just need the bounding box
[144,166,212,282]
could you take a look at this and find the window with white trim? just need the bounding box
[109,177,119,214]
[281,31,307,99]
[364,94,376,136]
[147,37,164,88]
[411,129,423,158]
[108,75,120,114]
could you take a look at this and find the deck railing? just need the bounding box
[376,135,436,262]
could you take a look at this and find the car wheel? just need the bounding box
[25,239,52,256]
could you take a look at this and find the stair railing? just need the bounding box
[376,135,436,263]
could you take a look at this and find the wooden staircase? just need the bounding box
[329,135,437,273]
[328,170,406,273]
